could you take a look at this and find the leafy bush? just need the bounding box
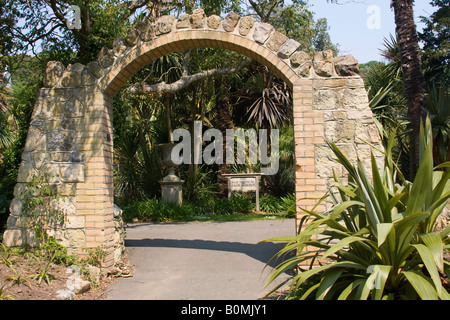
[280,193,296,218]
[265,118,450,300]
[259,194,284,213]
[213,195,254,215]
[121,194,256,222]
[258,193,295,217]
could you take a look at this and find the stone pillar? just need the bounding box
[2,66,121,269]
[73,89,116,268]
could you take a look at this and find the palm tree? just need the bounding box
[391,0,427,179]
[231,62,292,130]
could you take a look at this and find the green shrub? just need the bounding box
[280,193,296,218]
[40,236,78,266]
[265,118,450,300]
[259,194,284,213]
[121,194,256,222]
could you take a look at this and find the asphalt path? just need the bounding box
[106,219,296,300]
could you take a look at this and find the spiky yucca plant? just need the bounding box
[264,117,450,300]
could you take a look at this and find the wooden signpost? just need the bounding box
[222,173,263,212]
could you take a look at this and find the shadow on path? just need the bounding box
[125,238,294,269]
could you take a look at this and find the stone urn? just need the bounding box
[158,143,184,205]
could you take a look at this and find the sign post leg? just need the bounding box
[255,177,260,212]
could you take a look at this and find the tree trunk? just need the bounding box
[391,0,426,179]
[215,78,232,198]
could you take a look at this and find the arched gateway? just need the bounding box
[3,10,383,268]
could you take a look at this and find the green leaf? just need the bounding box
[395,212,429,251]
[327,141,357,179]
[299,282,320,300]
[316,268,344,300]
[402,270,439,300]
[420,233,444,272]
[362,265,392,300]
[405,140,433,216]
[356,161,383,227]
[376,223,393,247]
[337,279,365,300]
[329,200,364,220]
[293,261,366,292]
[322,236,369,259]
[371,152,390,222]
[412,244,442,296]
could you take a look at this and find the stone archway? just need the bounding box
[2,10,383,268]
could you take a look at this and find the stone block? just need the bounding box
[64,97,85,118]
[253,22,274,44]
[9,199,24,216]
[51,197,77,216]
[81,68,97,86]
[222,12,240,32]
[17,161,37,183]
[6,215,21,229]
[207,15,221,29]
[324,121,355,143]
[313,89,341,110]
[313,50,334,77]
[125,28,139,47]
[112,37,127,57]
[191,9,206,28]
[342,87,369,110]
[315,147,343,179]
[50,151,71,162]
[239,16,255,36]
[47,130,75,152]
[86,62,104,79]
[98,47,115,69]
[57,183,76,197]
[43,61,65,88]
[298,60,312,77]
[334,55,359,76]
[266,31,288,52]
[278,39,300,59]
[2,229,24,247]
[136,18,155,41]
[24,127,47,152]
[356,123,381,144]
[290,51,310,67]
[156,15,175,35]
[58,229,86,248]
[66,215,85,229]
[31,151,48,169]
[60,163,85,183]
[61,63,85,87]
[176,14,190,29]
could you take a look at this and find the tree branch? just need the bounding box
[128,59,250,95]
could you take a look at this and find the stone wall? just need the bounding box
[2,9,384,268]
[313,76,384,202]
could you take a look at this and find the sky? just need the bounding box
[308,0,437,63]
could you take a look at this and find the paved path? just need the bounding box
[106,219,296,300]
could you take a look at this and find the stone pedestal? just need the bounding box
[158,143,184,205]
[160,167,184,206]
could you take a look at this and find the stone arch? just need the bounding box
[2,10,384,268]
